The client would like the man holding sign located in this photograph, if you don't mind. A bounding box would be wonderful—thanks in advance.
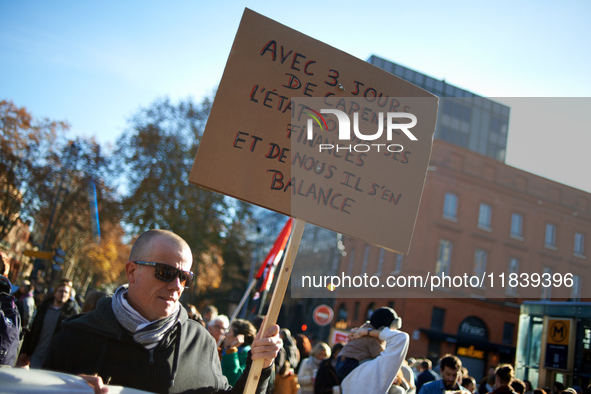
[44,229,282,393]
[189,8,438,394]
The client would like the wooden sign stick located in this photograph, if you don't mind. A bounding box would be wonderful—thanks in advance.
[244,218,306,394]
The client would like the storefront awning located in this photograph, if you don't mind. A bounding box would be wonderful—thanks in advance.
[420,328,515,354]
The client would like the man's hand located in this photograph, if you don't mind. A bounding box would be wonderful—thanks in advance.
[250,324,282,369]
[228,334,245,349]
[79,374,109,394]
[349,327,372,340]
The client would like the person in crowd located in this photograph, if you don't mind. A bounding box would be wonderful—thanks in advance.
[479,367,497,394]
[281,328,301,372]
[336,307,400,381]
[298,341,331,394]
[416,359,439,392]
[418,354,464,394]
[208,314,230,344]
[410,358,422,377]
[314,342,344,394]
[511,378,526,394]
[295,333,312,374]
[523,380,533,394]
[12,279,36,331]
[400,359,417,394]
[489,364,516,394]
[571,386,583,394]
[0,254,21,367]
[553,383,566,394]
[275,360,300,394]
[461,367,469,381]
[186,304,206,327]
[388,369,413,394]
[221,318,257,386]
[0,251,9,278]
[43,229,282,393]
[81,289,106,313]
[203,305,218,326]
[338,311,409,394]
[18,279,79,368]
[462,376,478,393]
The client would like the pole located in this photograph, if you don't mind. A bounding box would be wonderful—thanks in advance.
[243,218,305,394]
[256,288,269,316]
[241,238,261,320]
[41,141,78,251]
[32,141,78,283]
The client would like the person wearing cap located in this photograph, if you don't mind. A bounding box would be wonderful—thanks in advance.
[43,229,282,394]
[336,307,400,380]
[336,307,410,394]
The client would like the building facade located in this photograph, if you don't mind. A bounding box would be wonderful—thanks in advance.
[516,301,591,389]
[329,140,590,382]
[272,56,588,383]
[368,55,510,163]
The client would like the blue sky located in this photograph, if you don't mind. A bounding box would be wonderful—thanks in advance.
[1,0,590,192]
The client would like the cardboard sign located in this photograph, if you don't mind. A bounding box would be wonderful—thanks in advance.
[189,8,438,253]
[330,328,350,346]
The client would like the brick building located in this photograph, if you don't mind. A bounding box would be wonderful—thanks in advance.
[330,139,590,381]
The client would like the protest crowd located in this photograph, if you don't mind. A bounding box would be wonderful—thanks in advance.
[2,239,589,394]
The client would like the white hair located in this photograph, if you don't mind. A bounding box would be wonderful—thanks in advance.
[207,314,229,329]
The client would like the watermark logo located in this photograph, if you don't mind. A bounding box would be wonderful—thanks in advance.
[304,108,418,153]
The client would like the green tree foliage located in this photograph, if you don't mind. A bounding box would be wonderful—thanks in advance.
[115,97,255,300]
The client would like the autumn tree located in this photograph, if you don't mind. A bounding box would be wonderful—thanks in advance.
[29,137,125,289]
[71,221,130,293]
[0,100,65,240]
[2,100,130,291]
[115,97,256,303]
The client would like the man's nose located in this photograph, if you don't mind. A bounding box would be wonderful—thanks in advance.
[168,275,184,291]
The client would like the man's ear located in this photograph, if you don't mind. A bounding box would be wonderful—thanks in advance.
[126,261,137,284]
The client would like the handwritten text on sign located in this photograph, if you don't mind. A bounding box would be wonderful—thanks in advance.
[189,9,438,253]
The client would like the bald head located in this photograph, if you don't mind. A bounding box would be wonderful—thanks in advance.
[125,229,194,321]
[130,229,192,264]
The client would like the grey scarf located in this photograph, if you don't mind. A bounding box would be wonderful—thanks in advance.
[111,284,179,349]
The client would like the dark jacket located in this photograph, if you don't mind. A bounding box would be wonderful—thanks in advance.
[489,385,518,394]
[44,296,271,394]
[416,369,439,392]
[314,358,340,394]
[21,295,80,356]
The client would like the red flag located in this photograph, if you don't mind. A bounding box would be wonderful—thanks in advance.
[254,218,293,295]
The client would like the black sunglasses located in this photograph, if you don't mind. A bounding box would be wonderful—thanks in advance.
[133,261,194,288]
